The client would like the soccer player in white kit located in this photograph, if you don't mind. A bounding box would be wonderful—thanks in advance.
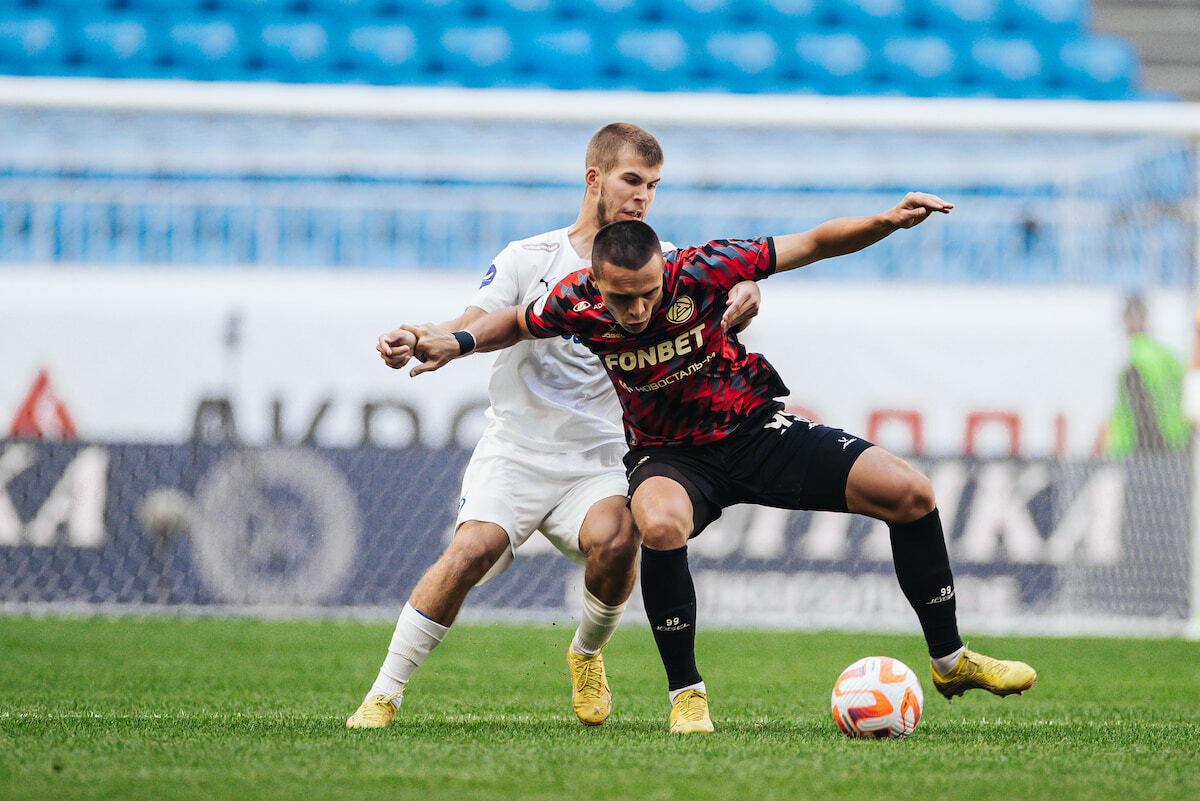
[347,123,762,728]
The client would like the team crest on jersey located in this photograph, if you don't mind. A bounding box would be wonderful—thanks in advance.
[522,242,560,252]
[666,295,696,324]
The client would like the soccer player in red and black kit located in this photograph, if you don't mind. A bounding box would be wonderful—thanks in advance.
[401,193,1037,733]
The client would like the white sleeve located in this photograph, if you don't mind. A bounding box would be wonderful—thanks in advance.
[466,244,530,313]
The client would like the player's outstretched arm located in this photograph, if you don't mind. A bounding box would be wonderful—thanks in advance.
[773,192,952,274]
[407,303,534,376]
[377,307,489,371]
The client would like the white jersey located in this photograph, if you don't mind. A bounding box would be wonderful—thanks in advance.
[468,226,673,452]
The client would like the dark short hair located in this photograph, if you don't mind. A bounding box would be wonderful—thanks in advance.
[585,123,663,174]
[592,220,662,276]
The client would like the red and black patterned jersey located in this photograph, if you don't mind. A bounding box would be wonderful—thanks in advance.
[524,237,789,447]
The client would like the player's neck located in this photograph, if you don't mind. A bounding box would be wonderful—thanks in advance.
[567,209,601,260]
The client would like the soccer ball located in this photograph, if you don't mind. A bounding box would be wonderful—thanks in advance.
[830,656,924,739]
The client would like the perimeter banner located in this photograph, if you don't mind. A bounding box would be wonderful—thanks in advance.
[0,441,1189,635]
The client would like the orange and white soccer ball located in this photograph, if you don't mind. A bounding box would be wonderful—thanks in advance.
[831,656,924,739]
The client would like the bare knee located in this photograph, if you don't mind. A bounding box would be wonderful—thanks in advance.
[894,471,936,523]
[586,520,640,568]
[441,523,508,583]
[638,515,690,551]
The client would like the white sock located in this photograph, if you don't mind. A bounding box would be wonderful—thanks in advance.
[932,646,966,676]
[669,681,707,703]
[570,588,627,656]
[365,603,450,708]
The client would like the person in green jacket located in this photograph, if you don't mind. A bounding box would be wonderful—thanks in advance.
[1106,295,1189,457]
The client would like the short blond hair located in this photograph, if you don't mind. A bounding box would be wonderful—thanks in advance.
[585,123,663,174]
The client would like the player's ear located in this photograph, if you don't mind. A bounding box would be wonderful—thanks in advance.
[584,166,601,190]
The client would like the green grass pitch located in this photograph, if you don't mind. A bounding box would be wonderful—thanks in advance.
[1,616,1198,801]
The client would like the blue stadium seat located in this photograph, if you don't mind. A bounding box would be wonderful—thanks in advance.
[210,0,297,13]
[435,23,517,88]
[164,17,248,80]
[701,29,783,93]
[830,0,914,33]
[740,0,830,29]
[302,0,393,15]
[969,35,1046,97]
[475,0,564,21]
[879,33,960,96]
[918,0,1003,36]
[1056,34,1138,99]
[518,24,607,90]
[652,0,741,30]
[611,27,692,91]
[565,0,654,27]
[342,22,424,84]
[1008,0,1089,35]
[255,17,337,82]
[0,14,68,75]
[76,15,161,78]
[787,30,874,94]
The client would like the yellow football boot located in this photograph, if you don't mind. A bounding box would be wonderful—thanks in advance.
[668,689,714,734]
[931,648,1037,700]
[567,647,612,726]
[345,691,402,729]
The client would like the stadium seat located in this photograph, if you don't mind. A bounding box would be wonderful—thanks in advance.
[1008,0,1089,35]
[163,17,248,80]
[76,15,161,78]
[879,33,960,96]
[302,0,394,15]
[254,17,337,82]
[787,30,874,94]
[565,0,655,27]
[701,29,784,93]
[517,24,607,90]
[917,0,1003,37]
[969,35,1046,97]
[740,0,831,30]
[209,0,298,13]
[652,0,742,30]
[830,0,914,33]
[1056,34,1138,99]
[0,14,68,75]
[475,0,564,21]
[611,27,692,91]
[342,22,424,84]
[435,23,517,88]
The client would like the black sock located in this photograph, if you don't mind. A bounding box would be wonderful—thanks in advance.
[888,509,963,659]
[640,545,702,692]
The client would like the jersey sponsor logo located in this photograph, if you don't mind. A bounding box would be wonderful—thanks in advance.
[602,324,705,373]
[479,264,497,287]
[522,242,560,252]
[629,353,716,392]
[573,300,592,312]
[666,295,696,325]
[600,325,623,340]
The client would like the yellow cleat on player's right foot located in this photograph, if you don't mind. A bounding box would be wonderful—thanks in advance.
[567,647,612,726]
[931,649,1037,700]
[668,689,714,734]
[346,692,402,729]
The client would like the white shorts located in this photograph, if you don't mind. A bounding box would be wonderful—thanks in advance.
[455,433,629,584]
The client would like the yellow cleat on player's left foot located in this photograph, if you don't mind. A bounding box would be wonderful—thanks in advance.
[931,649,1037,700]
[346,692,401,729]
[567,647,612,726]
[669,689,714,734]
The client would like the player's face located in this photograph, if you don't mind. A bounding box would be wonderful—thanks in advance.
[594,254,665,334]
[595,151,661,228]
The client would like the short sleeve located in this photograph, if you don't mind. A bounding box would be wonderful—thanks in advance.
[675,237,775,292]
[467,244,529,313]
[524,270,591,339]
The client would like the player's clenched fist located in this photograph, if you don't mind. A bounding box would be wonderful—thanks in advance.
[377,326,417,369]
[890,192,953,229]
[406,324,460,377]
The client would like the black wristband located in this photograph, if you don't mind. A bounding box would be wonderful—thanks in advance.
[452,330,476,355]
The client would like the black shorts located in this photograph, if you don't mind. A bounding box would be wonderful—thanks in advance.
[623,403,874,537]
